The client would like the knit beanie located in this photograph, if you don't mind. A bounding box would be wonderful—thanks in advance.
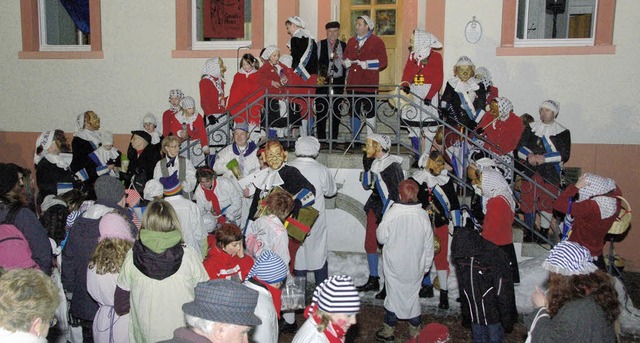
[160,171,183,197]
[311,275,360,314]
[542,241,598,276]
[94,175,126,204]
[99,213,135,242]
[0,163,19,196]
[247,250,288,284]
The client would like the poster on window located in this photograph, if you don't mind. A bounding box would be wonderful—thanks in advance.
[204,0,245,39]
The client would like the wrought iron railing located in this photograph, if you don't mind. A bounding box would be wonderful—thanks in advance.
[180,84,562,246]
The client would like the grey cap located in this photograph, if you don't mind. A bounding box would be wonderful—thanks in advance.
[94,175,126,204]
[182,279,262,326]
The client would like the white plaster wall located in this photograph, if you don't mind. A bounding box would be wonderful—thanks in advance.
[442,0,640,144]
[1,1,639,144]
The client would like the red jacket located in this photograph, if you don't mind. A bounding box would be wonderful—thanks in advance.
[162,109,177,138]
[257,62,288,95]
[400,51,443,101]
[227,72,263,126]
[555,184,622,257]
[203,235,254,281]
[344,34,387,93]
[199,77,226,117]
[169,113,208,148]
[478,112,524,155]
[482,196,514,246]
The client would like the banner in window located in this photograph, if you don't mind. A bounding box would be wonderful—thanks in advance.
[204,0,245,39]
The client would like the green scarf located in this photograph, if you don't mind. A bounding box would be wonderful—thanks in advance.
[139,229,183,254]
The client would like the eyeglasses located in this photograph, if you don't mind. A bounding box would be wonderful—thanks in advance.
[166,145,180,149]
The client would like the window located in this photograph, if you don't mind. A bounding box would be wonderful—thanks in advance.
[38,0,90,51]
[497,0,615,56]
[173,0,264,58]
[516,0,596,46]
[19,0,103,59]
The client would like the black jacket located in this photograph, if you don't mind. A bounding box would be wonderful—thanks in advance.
[36,158,76,205]
[451,226,515,331]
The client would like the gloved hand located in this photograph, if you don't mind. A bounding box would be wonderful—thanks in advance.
[362,151,374,172]
[423,97,431,106]
[476,126,485,135]
[343,58,352,68]
[401,85,411,94]
[291,198,302,219]
[357,60,368,69]
[207,115,218,126]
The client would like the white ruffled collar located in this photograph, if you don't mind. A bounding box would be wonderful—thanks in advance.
[371,153,403,174]
[530,121,567,137]
[74,129,102,147]
[412,169,449,188]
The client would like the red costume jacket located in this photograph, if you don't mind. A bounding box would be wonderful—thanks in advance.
[478,112,524,155]
[169,113,209,148]
[555,185,622,257]
[162,108,178,137]
[199,77,226,117]
[482,196,514,246]
[400,52,443,101]
[228,71,263,126]
[344,34,387,93]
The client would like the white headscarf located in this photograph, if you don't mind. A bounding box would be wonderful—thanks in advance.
[494,97,513,122]
[577,173,617,219]
[481,168,515,214]
[261,45,279,60]
[34,130,55,164]
[73,112,102,148]
[410,29,442,63]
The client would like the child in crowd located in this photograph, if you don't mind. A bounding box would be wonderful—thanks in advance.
[87,213,135,343]
[199,57,227,125]
[153,136,197,195]
[89,131,122,178]
[194,167,242,229]
[115,200,209,342]
[162,89,184,138]
[292,275,360,342]
[142,112,162,146]
[244,250,288,343]
[170,96,210,156]
[227,53,263,142]
[203,223,254,281]
[244,191,294,267]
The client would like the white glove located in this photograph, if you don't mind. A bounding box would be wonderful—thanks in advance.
[343,58,352,68]
[358,60,368,69]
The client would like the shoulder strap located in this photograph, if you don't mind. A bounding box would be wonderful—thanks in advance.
[160,159,169,178]
[1,203,24,225]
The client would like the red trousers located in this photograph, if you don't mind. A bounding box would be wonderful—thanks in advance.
[365,209,379,254]
[520,174,558,214]
[434,225,449,272]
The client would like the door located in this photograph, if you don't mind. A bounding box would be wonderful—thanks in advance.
[340,0,403,88]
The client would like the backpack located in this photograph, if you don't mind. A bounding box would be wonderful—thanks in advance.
[608,196,632,235]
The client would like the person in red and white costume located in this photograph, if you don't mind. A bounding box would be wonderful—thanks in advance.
[399,29,444,157]
[162,89,183,138]
[199,57,229,154]
[227,54,263,143]
[343,15,388,139]
[169,96,210,160]
[194,167,242,230]
[257,46,291,139]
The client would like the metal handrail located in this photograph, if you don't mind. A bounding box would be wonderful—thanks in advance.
[180,84,561,247]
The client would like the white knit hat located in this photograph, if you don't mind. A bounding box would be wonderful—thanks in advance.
[311,275,360,314]
[540,100,560,115]
[261,45,280,60]
[286,16,306,29]
[367,133,391,150]
[542,241,598,276]
[357,15,374,31]
[180,96,196,109]
[143,112,158,126]
[295,136,320,157]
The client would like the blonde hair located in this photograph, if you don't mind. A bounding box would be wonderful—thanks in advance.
[0,269,59,333]
[88,238,134,274]
[141,199,182,233]
[161,136,182,155]
[314,310,332,332]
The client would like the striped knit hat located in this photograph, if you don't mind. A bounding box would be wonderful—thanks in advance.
[542,241,597,276]
[160,171,183,197]
[247,250,288,284]
[311,275,360,314]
